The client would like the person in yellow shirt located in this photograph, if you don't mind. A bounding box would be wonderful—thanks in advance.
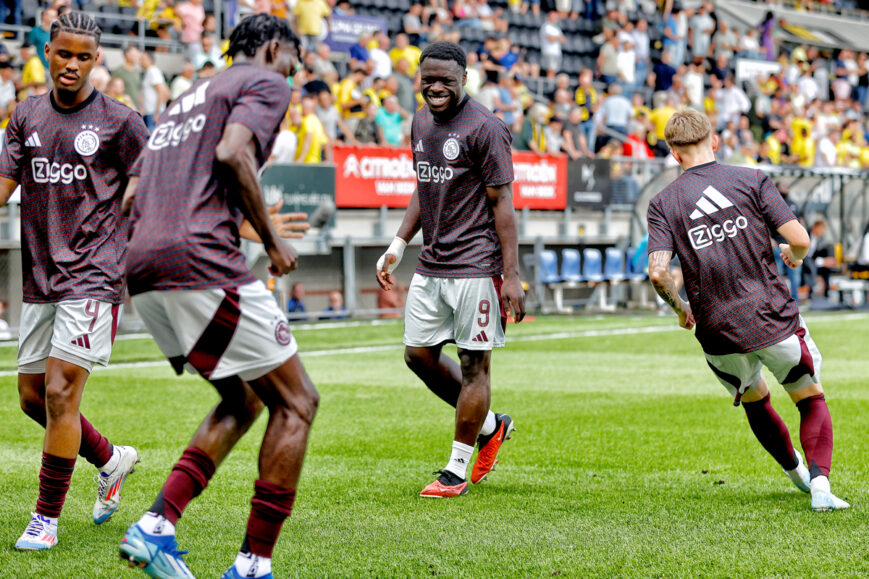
[335,67,368,119]
[293,0,331,53]
[648,93,675,156]
[296,96,330,164]
[791,126,815,167]
[388,33,421,76]
[19,43,46,101]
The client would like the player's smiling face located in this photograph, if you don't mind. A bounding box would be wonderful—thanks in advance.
[420,58,466,116]
[46,31,98,97]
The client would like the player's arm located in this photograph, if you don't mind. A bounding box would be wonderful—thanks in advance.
[777,219,810,269]
[216,123,297,275]
[649,250,694,330]
[239,199,310,242]
[488,183,526,322]
[0,177,18,206]
[376,188,421,290]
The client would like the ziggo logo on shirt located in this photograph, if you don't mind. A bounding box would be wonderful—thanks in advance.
[688,216,749,250]
[31,157,88,184]
[416,161,454,184]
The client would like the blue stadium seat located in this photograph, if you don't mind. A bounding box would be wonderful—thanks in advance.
[561,249,582,283]
[582,248,604,283]
[604,247,625,282]
[538,250,561,284]
[625,247,648,281]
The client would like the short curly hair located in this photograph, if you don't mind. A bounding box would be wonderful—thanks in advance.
[419,41,467,69]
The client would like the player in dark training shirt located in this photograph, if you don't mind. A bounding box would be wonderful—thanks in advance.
[0,13,149,551]
[376,42,525,498]
[120,15,319,579]
[647,109,848,512]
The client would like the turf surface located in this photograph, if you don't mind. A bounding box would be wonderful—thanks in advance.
[0,313,866,577]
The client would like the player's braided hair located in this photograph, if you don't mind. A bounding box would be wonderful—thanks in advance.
[419,41,467,70]
[224,13,300,60]
[50,12,102,44]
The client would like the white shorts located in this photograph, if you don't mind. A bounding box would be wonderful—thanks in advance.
[18,300,121,373]
[404,274,506,351]
[705,316,822,397]
[132,281,298,382]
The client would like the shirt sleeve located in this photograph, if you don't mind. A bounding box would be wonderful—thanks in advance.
[756,170,795,230]
[476,116,514,188]
[646,197,674,253]
[0,101,26,182]
[117,112,150,177]
[227,74,292,162]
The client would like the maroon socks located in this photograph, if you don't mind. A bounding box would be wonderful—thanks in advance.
[797,394,833,478]
[79,415,113,468]
[742,394,798,470]
[36,453,76,518]
[243,480,296,558]
[150,446,216,525]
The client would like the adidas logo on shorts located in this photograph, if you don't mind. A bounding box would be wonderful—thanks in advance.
[71,334,92,349]
[472,331,489,343]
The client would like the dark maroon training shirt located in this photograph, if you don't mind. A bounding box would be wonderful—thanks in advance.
[126,64,291,295]
[0,89,148,304]
[647,161,799,355]
[411,95,514,278]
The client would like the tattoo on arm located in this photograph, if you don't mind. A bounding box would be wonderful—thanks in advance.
[648,250,683,314]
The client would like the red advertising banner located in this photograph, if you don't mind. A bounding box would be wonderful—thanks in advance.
[334,145,567,210]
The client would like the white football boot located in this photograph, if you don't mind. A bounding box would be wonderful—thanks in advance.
[15,512,58,550]
[94,445,140,524]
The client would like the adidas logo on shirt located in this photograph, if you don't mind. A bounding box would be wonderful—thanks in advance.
[414,141,424,153]
[25,132,42,147]
[689,186,733,220]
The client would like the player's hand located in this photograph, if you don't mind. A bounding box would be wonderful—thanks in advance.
[267,240,298,276]
[502,275,526,323]
[779,243,803,269]
[376,237,407,291]
[269,199,309,239]
[677,301,695,330]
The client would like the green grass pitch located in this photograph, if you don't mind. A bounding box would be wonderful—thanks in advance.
[0,313,867,577]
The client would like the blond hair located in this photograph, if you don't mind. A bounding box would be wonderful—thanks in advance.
[664,108,712,149]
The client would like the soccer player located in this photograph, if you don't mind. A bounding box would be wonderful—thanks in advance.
[0,13,149,550]
[376,42,525,499]
[119,15,319,579]
[647,108,849,512]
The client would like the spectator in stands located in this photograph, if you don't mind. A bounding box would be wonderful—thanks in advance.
[287,282,307,318]
[193,32,226,71]
[648,92,676,156]
[369,33,393,81]
[353,101,382,144]
[113,45,142,112]
[651,50,676,93]
[542,115,565,155]
[271,115,299,165]
[349,32,373,73]
[403,3,429,45]
[293,0,331,53]
[718,74,751,128]
[806,219,834,299]
[633,19,651,87]
[389,34,422,76]
[321,291,349,320]
[757,11,776,62]
[0,0,20,27]
[476,73,498,111]
[494,71,519,124]
[317,89,357,145]
[689,2,714,61]
[17,43,45,101]
[596,83,632,141]
[575,68,598,153]
[197,60,218,79]
[392,61,417,112]
[376,95,408,146]
[296,95,330,163]
[712,20,738,63]
[623,121,653,159]
[141,51,170,130]
[816,127,839,168]
[106,77,137,110]
[662,6,684,66]
[0,62,15,110]
[312,44,337,79]
[28,7,55,68]
[563,107,593,160]
[856,52,868,108]
[175,0,206,56]
[336,66,368,121]
[171,60,195,101]
[552,87,572,119]
[539,11,565,78]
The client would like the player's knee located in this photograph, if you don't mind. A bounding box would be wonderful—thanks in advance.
[44,376,79,419]
[404,348,431,372]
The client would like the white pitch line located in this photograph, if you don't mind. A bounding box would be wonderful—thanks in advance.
[0,312,866,378]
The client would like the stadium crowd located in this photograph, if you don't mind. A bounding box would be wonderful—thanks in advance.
[0,0,868,168]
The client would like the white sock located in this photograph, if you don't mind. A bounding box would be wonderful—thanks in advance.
[137,512,175,536]
[234,551,272,578]
[811,475,831,494]
[35,513,58,528]
[100,446,121,474]
[444,441,474,480]
[479,411,497,437]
